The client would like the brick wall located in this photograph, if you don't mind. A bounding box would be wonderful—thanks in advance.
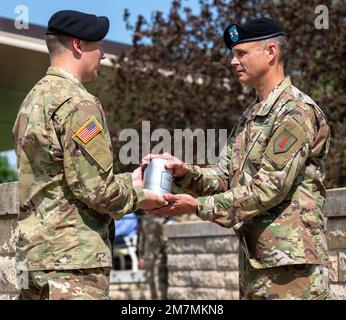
[324,188,346,299]
[109,270,151,300]
[164,221,239,299]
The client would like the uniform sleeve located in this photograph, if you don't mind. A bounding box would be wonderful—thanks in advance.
[59,100,145,219]
[174,142,232,196]
[196,111,315,228]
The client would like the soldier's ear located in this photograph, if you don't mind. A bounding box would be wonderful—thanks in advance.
[72,38,83,54]
[266,42,278,65]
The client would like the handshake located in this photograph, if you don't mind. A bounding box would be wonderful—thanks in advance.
[133,153,198,217]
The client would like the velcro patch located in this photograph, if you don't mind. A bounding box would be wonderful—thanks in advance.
[75,118,102,144]
[264,117,307,169]
[273,129,297,154]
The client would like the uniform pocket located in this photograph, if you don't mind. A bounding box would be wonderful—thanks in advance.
[73,132,113,172]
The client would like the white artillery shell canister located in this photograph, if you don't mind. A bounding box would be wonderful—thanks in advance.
[144,158,173,196]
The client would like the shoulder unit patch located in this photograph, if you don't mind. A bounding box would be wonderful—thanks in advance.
[264,117,307,169]
[273,129,297,154]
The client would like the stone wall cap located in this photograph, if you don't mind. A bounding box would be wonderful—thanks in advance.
[325,187,346,218]
[164,221,234,238]
[0,182,19,216]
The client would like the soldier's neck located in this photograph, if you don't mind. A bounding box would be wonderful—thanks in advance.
[255,68,285,102]
[50,60,82,83]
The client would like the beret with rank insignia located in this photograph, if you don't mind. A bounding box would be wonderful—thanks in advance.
[224,17,285,49]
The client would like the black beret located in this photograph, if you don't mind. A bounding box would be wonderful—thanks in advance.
[46,10,109,41]
[224,17,284,49]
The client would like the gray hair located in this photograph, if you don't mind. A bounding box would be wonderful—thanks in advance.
[45,34,72,57]
[261,35,288,67]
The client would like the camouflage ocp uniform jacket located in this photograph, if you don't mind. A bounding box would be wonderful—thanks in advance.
[13,67,145,271]
[176,77,330,269]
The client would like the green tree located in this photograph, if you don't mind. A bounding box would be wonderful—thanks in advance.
[0,155,17,183]
[101,0,346,188]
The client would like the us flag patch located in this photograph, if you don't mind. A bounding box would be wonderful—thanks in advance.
[75,118,102,144]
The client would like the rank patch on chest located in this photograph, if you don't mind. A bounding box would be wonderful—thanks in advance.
[75,118,102,144]
[274,129,297,154]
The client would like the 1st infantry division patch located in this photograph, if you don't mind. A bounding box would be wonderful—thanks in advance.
[273,129,297,154]
[75,118,102,144]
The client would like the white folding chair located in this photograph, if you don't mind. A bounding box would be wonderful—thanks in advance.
[113,234,139,272]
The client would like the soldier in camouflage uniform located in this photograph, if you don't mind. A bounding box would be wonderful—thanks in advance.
[137,214,168,300]
[12,10,166,300]
[146,17,330,299]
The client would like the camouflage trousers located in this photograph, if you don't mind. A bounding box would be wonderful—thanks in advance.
[19,267,110,300]
[240,261,329,300]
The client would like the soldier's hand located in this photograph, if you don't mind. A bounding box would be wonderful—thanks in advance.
[132,166,144,188]
[141,152,189,178]
[138,189,168,210]
[148,193,198,216]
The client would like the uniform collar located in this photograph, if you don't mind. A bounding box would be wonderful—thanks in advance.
[253,76,292,116]
[46,66,87,91]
